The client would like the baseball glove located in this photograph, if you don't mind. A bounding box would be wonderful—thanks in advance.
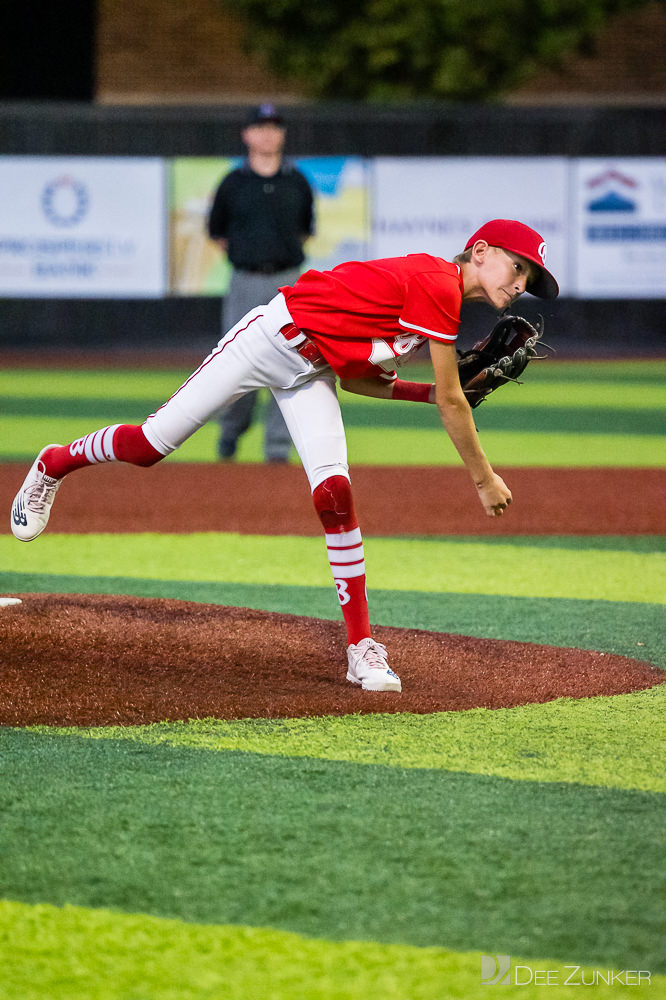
[457,313,550,408]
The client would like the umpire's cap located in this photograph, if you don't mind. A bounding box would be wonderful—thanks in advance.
[465,219,559,299]
[244,103,285,127]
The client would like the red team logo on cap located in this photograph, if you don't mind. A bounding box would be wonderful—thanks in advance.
[538,241,547,265]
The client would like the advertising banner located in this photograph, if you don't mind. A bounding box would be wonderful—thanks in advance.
[169,156,370,295]
[296,157,370,271]
[572,158,666,298]
[3,155,662,301]
[372,157,569,296]
[169,157,234,295]
[0,157,167,297]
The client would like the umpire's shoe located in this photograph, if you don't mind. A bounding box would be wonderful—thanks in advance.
[346,638,402,692]
[11,445,63,541]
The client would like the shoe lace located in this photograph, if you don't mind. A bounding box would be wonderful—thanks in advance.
[24,466,59,512]
[359,640,388,669]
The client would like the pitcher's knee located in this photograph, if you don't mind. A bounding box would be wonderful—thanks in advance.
[312,474,357,531]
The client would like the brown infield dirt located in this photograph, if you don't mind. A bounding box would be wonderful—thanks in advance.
[1,462,664,726]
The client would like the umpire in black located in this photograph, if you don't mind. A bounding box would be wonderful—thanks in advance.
[207,104,315,462]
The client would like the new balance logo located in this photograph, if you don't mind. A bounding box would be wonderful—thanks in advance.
[12,499,27,527]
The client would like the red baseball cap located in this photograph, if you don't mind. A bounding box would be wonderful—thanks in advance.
[465,219,559,299]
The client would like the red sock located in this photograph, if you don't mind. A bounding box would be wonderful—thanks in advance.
[42,424,163,479]
[312,475,371,646]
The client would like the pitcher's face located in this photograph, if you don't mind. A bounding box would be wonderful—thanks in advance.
[490,247,537,308]
[469,243,538,309]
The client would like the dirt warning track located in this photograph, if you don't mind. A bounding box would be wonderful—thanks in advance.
[1,463,664,535]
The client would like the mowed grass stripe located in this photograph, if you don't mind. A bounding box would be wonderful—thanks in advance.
[7,375,660,412]
[2,415,662,466]
[4,370,663,419]
[3,572,662,667]
[2,901,662,1000]
[1,368,193,400]
[2,533,663,603]
[2,359,664,467]
[341,377,666,410]
[41,687,665,793]
[1,730,662,969]
[4,360,665,397]
[4,395,664,436]
[403,358,666,390]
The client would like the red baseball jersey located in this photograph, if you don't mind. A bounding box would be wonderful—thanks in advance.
[281,254,463,379]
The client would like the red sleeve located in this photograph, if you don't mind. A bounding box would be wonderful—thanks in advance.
[398,269,461,343]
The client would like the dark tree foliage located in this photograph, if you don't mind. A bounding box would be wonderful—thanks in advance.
[220,0,646,100]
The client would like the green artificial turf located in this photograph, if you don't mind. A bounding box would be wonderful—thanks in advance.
[2,358,664,999]
[4,901,662,1000]
[1,729,663,972]
[2,368,194,400]
[5,395,665,435]
[2,533,664,603]
[3,360,666,465]
[3,414,663,465]
[38,686,665,793]
[4,360,664,402]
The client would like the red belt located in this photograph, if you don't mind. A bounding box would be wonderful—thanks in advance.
[280,322,327,366]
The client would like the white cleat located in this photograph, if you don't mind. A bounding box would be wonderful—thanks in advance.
[11,445,63,541]
[346,638,402,692]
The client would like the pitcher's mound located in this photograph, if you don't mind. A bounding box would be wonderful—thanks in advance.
[2,594,662,726]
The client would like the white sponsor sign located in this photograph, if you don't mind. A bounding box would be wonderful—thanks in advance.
[573,158,666,298]
[0,157,167,297]
[372,157,569,295]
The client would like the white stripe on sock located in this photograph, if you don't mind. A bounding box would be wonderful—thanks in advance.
[83,425,122,464]
[327,543,364,564]
[325,527,365,579]
[92,430,107,462]
[325,527,363,548]
[331,562,366,579]
[100,424,121,461]
[84,432,99,463]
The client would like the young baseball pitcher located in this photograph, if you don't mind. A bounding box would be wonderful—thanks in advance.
[11,219,558,693]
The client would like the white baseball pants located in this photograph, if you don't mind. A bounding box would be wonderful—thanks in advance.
[143,293,349,492]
